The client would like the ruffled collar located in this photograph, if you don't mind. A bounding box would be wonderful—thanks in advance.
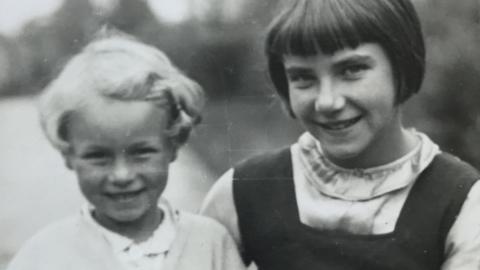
[297,130,440,201]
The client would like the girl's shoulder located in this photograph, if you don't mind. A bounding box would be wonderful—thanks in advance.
[428,152,479,181]
[167,212,237,260]
[177,211,230,237]
[233,146,293,181]
[167,212,246,270]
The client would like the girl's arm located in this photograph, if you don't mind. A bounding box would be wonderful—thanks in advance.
[442,180,480,269]
[200,169,243,248]
[215,223,247,270]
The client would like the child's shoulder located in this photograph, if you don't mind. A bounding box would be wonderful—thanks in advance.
[18,215,81,248]
[7,215,86,269]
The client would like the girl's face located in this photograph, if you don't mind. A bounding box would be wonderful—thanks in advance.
[64,100,173,230]
[285,43,404,168]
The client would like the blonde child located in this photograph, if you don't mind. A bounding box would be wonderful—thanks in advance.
[8,30,245,270]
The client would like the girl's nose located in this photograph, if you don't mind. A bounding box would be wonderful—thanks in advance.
[314,81,345,113]
[108,159,135,185]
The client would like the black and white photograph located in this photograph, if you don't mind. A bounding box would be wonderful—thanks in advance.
[0,0,479,269]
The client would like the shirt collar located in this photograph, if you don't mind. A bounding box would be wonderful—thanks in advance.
[81,197,179,255]
[296,129,440,201]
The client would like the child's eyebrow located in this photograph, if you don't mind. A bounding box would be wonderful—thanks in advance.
[126,141,148,147]
[81,145,109,151]
[285,67,315,75]
[332,55,375,68]
[128,141,163,149]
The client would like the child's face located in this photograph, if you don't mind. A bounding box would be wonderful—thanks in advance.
[64,100,173,226]
[284,43,402,168]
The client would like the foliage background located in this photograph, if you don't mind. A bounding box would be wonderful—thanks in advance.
[1,0,479,170]
[0,0,479,267]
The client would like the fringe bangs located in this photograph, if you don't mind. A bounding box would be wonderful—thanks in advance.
[269,0,380,57]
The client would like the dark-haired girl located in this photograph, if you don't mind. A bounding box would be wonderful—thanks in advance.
[201,0,480,269]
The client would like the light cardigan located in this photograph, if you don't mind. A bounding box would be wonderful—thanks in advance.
[201,131,480,270]
[7,211,246,270]
[80,199,179,270]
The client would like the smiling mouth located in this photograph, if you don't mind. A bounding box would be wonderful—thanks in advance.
[105,189,145,201]
[317,116,362,131]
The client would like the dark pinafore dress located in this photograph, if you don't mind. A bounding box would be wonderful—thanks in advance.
[233,148,479,270]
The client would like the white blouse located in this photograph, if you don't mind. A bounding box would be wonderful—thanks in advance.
[292,131,438,234]
[201,131,480,270]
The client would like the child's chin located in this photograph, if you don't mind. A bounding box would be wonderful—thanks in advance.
[107,208,148,223]
[324,146,360,161]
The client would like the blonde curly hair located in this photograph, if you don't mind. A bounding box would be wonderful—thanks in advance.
[39,29,205,156]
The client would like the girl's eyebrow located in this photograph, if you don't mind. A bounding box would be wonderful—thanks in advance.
[332,55,375,68]
[129,141,154,147]
[285,66,315,75]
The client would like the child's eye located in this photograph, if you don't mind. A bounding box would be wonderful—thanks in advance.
[80,151,110,165]
[131,147,159,158]
[287,73,317,89]
[82,152,107,159]
[339,64,370,80]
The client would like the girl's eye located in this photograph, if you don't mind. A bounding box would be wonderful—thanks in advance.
[339,64,370,80]
[287,73,317,89]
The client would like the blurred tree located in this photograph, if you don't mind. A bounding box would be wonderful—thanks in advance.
[408,0,480,168]
[107,0,158,37]
[9,0,102,95]
[0,36,14,93]
[0,0,478,172]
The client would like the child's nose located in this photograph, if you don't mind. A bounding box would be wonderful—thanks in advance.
[108,159,135,185]
[314,81,345,113]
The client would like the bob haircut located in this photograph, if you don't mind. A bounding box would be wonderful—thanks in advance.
[266,0,425,115]
[39,28,205,156]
